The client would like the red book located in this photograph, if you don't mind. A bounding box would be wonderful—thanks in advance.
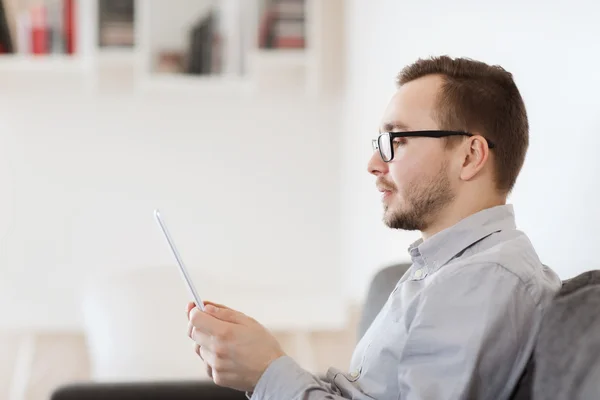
[275,37,305,48]
[63,0,75,54]
[30,5,47,54]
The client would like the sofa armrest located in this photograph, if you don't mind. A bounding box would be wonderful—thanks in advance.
[50,380,248,400]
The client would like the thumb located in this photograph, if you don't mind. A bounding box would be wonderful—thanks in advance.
[204,304,246,324]
[203,300,232,310]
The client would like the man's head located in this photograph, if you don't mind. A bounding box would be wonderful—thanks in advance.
[368,56,529,235]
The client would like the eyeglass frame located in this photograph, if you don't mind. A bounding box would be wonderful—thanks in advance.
[371,130,496,162]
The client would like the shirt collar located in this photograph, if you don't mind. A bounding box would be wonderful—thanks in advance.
[408,204,517,274]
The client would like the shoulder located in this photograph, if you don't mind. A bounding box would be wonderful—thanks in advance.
[432,229,561,308]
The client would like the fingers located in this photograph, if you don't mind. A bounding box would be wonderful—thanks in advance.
[189,325,212,347]
[194,343,213,379]
[190,330,232,371]
[187,301,245,326]
[189,306,228,336]
[202,300,233,310]
[204,304,246,325]
[187,301,229,319]
[187,300,241,386]
[186,302,196,319]
[187,320,194,340]
[200,346,234,383]
[201,347,215,379]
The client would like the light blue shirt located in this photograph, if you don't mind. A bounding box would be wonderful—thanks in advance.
[251,204,562,399]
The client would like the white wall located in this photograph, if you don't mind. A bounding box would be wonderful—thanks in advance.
[342,0,600,302]
[5,0,600,331]
[0,79,344,331]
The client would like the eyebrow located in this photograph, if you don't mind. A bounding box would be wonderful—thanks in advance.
[379,121,411,133]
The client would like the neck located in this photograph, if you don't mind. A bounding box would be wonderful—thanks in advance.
[421,194,506,240]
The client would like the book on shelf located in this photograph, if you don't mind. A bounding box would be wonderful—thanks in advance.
[154,7,224,76]
[258,0,306,50]
[0,0,76,56]
[98,0,134,48]
[0,0,16,53]
[186,10,222,75]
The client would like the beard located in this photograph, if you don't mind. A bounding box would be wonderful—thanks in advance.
[381,162,455,231]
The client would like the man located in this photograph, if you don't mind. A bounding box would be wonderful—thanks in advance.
[186,56,562,399]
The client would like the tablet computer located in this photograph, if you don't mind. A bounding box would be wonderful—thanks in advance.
[154,209,205,311]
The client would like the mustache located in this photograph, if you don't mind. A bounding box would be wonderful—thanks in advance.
[376,178,397,192]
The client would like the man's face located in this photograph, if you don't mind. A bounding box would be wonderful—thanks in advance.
[368,75,456,231]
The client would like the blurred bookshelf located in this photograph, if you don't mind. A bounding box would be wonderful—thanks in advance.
[0,0,84,71]
[0,0,344,96]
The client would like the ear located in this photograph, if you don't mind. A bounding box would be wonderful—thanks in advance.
[459,135,490,181]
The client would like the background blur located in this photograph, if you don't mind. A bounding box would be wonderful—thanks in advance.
[0,0,598,399]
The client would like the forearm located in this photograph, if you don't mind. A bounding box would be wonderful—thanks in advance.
[250,356,369,400]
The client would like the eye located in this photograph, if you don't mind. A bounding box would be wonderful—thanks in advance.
[392,137,407,148]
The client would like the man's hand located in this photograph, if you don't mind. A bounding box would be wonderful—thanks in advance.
[186,301,286,392]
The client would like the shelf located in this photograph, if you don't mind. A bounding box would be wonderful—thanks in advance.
[0,0,345,96]
[249,49,309,69]
[0,54,86,73]
[137,72,252,95]
[96,48,137,64]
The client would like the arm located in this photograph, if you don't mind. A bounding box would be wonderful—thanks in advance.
[189,264,537,400]
[188,303,375,400]
[395,263,538,400]
[250,356,375,400]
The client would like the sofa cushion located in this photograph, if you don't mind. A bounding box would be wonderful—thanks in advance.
[532,270,600,399]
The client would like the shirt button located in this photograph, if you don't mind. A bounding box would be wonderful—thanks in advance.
[414,269,423,279]
[350,371,359,379]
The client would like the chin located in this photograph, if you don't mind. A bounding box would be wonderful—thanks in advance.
[383,201,402,217]
[382,206,422,231]
[382,208,399,226]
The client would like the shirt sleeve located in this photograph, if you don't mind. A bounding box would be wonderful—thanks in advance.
[396,262,539,400]
[249,356,375,400]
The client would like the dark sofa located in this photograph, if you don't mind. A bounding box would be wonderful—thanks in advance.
[50,380,247,400]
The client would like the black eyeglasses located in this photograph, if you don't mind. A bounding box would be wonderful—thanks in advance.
[372,130,496,162]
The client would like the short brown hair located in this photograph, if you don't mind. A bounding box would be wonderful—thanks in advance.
[397,55,529,193]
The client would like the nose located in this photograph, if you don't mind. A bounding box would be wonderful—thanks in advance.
[368,150,388,177]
